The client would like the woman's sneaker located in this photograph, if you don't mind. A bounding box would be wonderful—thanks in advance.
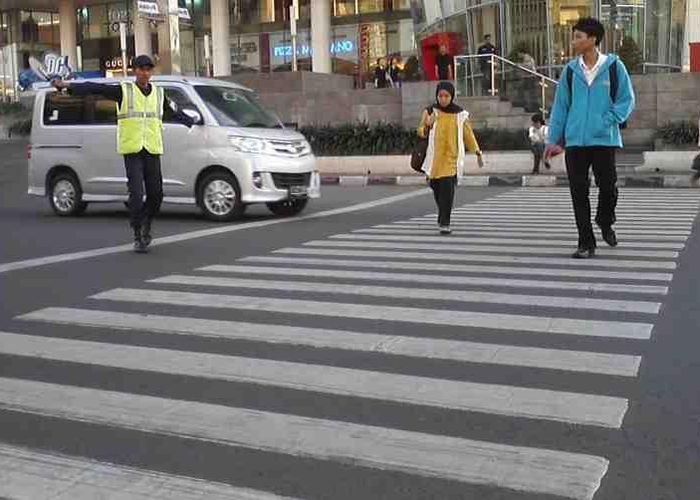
[439,226,452,235]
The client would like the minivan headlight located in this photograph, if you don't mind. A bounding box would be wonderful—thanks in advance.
[229,136,268,153]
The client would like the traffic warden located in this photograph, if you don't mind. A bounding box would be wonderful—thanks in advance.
[52,55,197,253]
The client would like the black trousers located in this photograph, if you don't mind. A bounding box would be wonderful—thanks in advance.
[430,176,457,227]
[565,147,618,249]
[124,149,163,229]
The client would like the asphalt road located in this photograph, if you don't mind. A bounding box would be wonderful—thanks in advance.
[1,139,700,500]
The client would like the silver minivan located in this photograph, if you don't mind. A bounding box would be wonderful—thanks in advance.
[27,75,320,221]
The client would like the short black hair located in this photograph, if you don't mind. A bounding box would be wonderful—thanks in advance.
[572,17,605,46]
[531,113,545,124]
[484,34,491,39]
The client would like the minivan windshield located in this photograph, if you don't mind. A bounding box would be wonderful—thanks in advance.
[194,85,282,128]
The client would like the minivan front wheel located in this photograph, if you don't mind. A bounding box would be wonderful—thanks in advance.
[266,197,308,217]
[49,172,87,216]
[197,171,246,222]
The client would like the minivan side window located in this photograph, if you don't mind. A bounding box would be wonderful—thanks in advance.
[43,93,86,126]
[88,96,118,125]
[163,87,200,123]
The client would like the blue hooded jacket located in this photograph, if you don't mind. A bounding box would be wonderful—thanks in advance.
[547,54,635,148]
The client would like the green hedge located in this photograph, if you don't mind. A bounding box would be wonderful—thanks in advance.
[0,102,24,115]
[8,119,32,137]
[656,121,699,146]
[299,123,529,156]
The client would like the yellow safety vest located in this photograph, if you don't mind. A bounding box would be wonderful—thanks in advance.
[116,81,164,155]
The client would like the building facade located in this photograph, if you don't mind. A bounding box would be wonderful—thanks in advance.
[0,0,697,100]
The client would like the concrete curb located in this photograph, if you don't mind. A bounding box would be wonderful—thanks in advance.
[321,174,700,188]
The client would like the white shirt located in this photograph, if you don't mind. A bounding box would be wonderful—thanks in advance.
[528,125,548,144]
[579,51,608,86]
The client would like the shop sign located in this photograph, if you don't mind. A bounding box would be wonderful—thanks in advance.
[272,40,355,58]
[137,0,160,16]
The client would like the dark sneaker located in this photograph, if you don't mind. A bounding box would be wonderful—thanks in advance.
[600,227,618,247]
[142,221,152,246]
[133,227,149,254]
[571,247,595,259]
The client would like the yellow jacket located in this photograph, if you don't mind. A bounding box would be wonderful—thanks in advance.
[417,108,481,179]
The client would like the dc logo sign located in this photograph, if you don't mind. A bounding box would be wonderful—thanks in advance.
[43,53,72,79]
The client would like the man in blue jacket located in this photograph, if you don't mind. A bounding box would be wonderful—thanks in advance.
[546,17,635,259]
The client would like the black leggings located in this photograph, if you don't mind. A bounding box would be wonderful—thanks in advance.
[429,176,457,227]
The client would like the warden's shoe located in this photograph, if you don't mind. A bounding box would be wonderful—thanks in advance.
[600,226,618,247]
[142,221,152,246]
[133,228,149,254]
[439,225,452,235]
[571,247,595,259]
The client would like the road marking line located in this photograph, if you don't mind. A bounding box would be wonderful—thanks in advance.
[152,274,661,314]
[358,228,690,242]
[198,265,668,295]
[304,240,679,260]
[0,443,296,500]
[0,377,610,500]
[0,332,629,427]
[18,308,642,376]
[274,247,678,270]
[383,223,692,236]
[0,189,430,274]
[92,288,655,339]
[242,255,674,281]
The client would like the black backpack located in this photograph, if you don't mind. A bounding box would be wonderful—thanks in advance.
[566,60,627,130]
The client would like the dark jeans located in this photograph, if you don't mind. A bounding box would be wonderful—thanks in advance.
[430,176,457,227]
[531,143,545,172]
[124,149,163,229]
[565,147,618,249]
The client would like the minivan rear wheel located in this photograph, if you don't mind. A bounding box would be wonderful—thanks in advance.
[266,198,308,217]
[49,172,87,216]
[197,171,246,222]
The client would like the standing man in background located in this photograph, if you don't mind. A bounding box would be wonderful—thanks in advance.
[52,55,197,253]
[477,35,498,94]
[435,45,454,81]
[546,18,635,259]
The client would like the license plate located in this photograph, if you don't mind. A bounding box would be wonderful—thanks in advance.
[289,185,308,198]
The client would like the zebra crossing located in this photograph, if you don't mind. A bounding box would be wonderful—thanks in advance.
[2,187,699,499]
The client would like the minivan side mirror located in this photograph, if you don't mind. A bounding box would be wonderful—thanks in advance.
[183,108,202,124]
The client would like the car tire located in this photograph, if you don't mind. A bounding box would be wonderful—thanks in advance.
[266,197,308,217]
[197,171,246,222]
[49,171,88,217]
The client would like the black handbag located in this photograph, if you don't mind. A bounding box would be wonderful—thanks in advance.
[410,107,434,173]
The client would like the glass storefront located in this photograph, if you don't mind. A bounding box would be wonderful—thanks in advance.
[412,0,688,73]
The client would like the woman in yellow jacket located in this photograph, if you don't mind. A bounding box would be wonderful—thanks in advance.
[418,81,484,234]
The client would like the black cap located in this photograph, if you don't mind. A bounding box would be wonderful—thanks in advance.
[132,55,155,68]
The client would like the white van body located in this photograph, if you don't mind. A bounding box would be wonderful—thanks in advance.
[28,75,320,221]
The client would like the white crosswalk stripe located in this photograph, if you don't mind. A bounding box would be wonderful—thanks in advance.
[5,187,698,500]
[0,443,298,500]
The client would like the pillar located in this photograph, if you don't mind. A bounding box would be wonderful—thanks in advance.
[133,2,153,58]
[58,0,78,71]
[156,0,181,74]
[211,0,231,77]
[311,0,331,73]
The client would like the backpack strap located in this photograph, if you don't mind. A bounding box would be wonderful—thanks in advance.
[608,60,618,103]
[566,66,573,97]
